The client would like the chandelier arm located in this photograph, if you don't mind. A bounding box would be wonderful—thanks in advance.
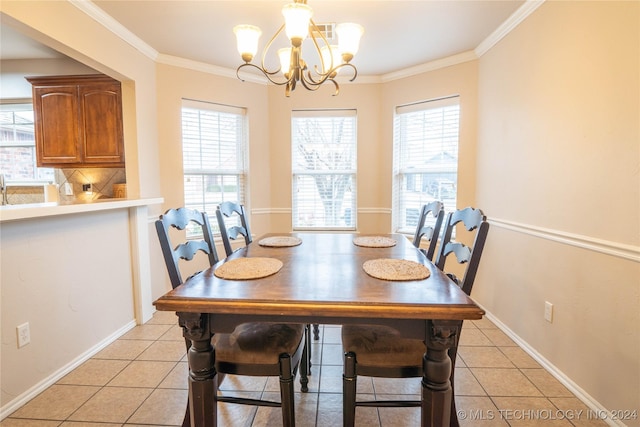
[301,61,357,89]
[299,73,339,96]
[330,78,340,96]
[299,75,325,91]
[236,63,296,86]
[303,67,326,85]
[260,23,287,75]
[332,62,359,82]
[308,18,333,78]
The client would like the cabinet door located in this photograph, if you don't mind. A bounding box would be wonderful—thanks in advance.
[78,82,125,166]
[32,85,81,166]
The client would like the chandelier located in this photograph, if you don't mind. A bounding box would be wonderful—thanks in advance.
[233,0,364,96]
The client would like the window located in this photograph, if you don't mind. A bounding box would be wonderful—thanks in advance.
[392,96,460,234]
[0,103,54,182]
[181,99,247,236]
[292,110,357,230]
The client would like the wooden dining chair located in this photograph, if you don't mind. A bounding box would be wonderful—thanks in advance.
[155,207,307,426]
[341,206,489,427]
[215,201,252,257]
[215,201,317,382]
[412,200,445,261]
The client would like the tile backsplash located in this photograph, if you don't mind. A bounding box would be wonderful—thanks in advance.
[4,168,126,205]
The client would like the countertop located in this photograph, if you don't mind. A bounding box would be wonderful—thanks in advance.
[0,197,164,223]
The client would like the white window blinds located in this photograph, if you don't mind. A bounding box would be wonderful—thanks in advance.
[392,96,460,234]
[291,110,357,230]
[181,99,247,234]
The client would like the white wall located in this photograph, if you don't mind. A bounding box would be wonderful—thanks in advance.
[0,210,135,409]
[0,58,97,99]
[473,1,639,420]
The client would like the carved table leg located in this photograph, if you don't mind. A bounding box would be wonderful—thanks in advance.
[421,320,460,427]
[179,312,217,427]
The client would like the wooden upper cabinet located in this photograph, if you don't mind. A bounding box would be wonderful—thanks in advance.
[27,75,125,168]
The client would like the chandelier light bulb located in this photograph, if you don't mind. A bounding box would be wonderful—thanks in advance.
[233,25,262,63]
[278,47,293,77]
[282,2,313,47]
[336,23,364,63]
[320,45,341,76]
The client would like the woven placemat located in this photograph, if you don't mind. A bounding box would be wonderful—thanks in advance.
[363,258,430,281]
[353,236,397,248]
[214,257,283,280]
[258,236,303,247]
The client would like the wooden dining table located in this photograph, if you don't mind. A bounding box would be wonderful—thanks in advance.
[153,232,485,427]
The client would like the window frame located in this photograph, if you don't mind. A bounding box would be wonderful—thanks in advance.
[392,96,460,236]
[181,99,248,237]
[291,109,358,231]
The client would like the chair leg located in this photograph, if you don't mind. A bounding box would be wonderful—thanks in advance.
[300,325,310,392]
[310,324,320,372]
[307,323,313,373]
[343,351,357,427]
[279,353,296,427]
[182,337,191,427]
[182,404,190,427]
[448,346,460,427]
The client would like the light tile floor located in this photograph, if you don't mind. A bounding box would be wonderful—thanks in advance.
[2,311,606,426]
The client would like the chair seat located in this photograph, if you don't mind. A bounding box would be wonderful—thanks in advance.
[215,323,305,370]
[341,325,424,372]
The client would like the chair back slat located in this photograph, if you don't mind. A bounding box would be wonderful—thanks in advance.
[155,207,219,289]
[435,206,489,296]
[216,201,252,257]
[227,225,248,241]
[412,201,445,261]
[442,242,472,264]
[450,206,485,232]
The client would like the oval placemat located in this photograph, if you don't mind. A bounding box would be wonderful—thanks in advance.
[353,236,397,248]
[214,257,283,280]
[258,236,303,247]
[363,258,430,281]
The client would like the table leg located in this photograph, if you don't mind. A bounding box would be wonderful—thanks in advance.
[179,313,217,427]
[422,320,460,427]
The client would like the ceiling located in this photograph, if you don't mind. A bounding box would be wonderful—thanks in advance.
[2,0,526,78]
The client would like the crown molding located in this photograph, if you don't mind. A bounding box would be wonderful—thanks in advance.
[69,0,159,60]
[380,51,478,83]
[73,0,543,83]
[156,54,267,84]
[475,0,545,57]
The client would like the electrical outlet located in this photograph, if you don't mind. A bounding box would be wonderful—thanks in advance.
[64,182,73,196]
[544,301,553,323]
[17,322,30,348]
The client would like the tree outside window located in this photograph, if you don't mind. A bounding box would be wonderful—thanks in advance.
[292,110,357,230]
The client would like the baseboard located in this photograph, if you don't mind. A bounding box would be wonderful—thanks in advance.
[0,319,137,420]
[482,309,627,427]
